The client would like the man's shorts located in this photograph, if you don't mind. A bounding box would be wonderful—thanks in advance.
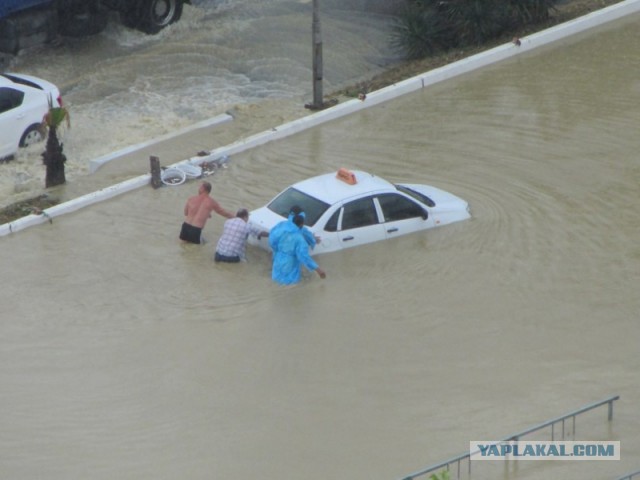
[179,222,202,244]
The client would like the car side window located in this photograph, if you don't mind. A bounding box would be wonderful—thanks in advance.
[378,193,426,221]
[341,197,378,230]
[324,209,340,232]
[0,88,25,114]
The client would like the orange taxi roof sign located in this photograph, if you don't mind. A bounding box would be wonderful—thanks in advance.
[336,168,357,185]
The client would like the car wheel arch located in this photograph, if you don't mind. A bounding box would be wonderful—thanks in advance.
[19,123,46,147]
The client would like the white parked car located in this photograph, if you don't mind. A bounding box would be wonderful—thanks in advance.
[248,169,471,255]
[0,72,62,161]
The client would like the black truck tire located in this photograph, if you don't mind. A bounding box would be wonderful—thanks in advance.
[135,0,183,34]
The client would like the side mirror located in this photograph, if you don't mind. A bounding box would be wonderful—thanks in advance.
[421,209,429,220]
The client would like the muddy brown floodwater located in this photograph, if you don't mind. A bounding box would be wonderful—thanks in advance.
[1,10,639,480]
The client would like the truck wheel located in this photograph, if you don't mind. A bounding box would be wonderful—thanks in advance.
[19,124,46,148]
[136,0,183,34]
[58,4,108,37]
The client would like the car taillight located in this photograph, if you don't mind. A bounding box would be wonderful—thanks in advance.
[57,95,63,107]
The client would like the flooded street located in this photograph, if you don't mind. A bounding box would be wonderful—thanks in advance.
[1,7,640,480]
[1,0,400,204]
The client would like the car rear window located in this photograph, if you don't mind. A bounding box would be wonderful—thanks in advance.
[0,87,25,113]
[267,187,330,227]
[1,74,43,91]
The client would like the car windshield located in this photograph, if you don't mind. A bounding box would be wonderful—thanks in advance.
[267,187,330,227]
[395,184,436,207]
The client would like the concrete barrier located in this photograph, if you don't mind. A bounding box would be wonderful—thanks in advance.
[88,112,233,173]
[2,0,639,237]
[0,175,150,236]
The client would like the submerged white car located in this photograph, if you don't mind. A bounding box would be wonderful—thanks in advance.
[0,72,63,161]
[248,169,471,255]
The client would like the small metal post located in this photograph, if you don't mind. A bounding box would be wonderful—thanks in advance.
[150,156,162,189]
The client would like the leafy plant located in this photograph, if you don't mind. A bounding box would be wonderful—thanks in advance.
[391,0,560,59]
[43,104,71,131]
[391,3,454,59]
[507,0,558,23]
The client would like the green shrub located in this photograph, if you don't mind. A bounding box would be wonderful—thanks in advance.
[391,0,560,59]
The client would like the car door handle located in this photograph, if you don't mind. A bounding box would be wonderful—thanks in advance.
[342,236,354,241]
[387,228,398,233]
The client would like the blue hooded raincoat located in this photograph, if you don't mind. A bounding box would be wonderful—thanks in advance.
[271,227,319,285]
[269,214,316,252]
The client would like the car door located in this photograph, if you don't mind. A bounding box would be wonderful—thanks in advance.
[335,196,386,250]
[0,87,26,158]
[376,193,435,240]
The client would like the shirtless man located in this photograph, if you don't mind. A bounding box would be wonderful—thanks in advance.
[179,181,234,244]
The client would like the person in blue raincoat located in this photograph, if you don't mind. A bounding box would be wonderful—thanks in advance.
[269,205,317,253]
[271,214,326,285]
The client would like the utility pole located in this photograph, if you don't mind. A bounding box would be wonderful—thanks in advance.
[306,0,324,110]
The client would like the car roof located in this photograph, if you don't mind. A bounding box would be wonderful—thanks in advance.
[292,170,395,205]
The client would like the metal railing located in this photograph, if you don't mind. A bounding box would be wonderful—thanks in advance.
[400,395,620,480]
[615,470,640,480]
